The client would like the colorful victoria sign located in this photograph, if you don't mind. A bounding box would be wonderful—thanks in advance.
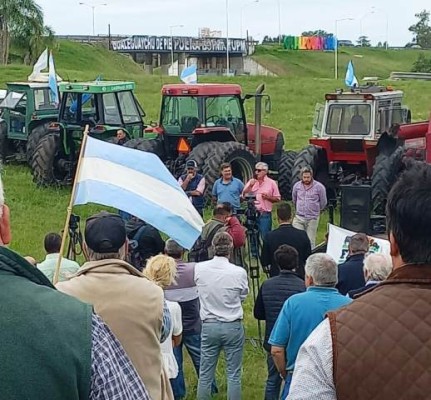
[283,35,337,51]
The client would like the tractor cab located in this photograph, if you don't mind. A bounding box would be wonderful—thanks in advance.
[31,80,146,185]
[56,81,145,140]
[151,84,247,158]
[0,82,59,162]
[311,85,410,177]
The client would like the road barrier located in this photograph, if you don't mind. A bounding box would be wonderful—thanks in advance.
[390,72,431,81]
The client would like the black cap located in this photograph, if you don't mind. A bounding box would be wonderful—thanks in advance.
[186,159,198,168]
[85,211,127,253]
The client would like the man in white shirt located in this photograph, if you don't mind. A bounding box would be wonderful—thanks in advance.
[37,232,79,283]
[194,232,249,400]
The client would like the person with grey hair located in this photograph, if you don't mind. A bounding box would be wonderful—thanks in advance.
[292,165,327,249]
[194,232,249,399]
[57,211,174,400]
[242,161,281,256]
[337,232,369,295]
[164,239,218,399]
[348,252,392,298]
[269,253,351,398]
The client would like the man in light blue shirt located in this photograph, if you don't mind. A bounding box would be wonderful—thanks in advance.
[37,232,80,283]
[269,253,351,399]
[212,162,244,212]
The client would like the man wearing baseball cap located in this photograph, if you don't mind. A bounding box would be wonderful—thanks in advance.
[178,159,206,216]
[57,211,174,400]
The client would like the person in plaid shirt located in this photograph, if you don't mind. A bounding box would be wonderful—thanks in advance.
[90,314,151,399]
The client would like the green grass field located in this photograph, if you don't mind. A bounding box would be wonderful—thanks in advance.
[2,41,431,399]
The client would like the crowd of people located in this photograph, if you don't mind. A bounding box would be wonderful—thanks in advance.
[1,157,430,400]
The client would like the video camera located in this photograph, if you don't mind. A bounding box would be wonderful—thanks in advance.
[69,214,80,231]
[67,214,83,261]
[237,193,260,229]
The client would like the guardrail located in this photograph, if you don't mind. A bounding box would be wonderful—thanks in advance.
[55,35,128,43]
[390,71,431,81]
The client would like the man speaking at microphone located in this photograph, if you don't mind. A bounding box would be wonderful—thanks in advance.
[242,162,281,256]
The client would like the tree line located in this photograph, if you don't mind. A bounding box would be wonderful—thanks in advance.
[0,0,54,65]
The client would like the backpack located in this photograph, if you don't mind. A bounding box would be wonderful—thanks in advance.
[188,223,224,263]
[128,224,151,270]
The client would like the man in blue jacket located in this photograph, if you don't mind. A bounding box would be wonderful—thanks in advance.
[336,233,369,295]
[178,159,206,216]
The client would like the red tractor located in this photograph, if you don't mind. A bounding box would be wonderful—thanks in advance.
[372,116,431,205]
[124,83,294,200]
[290,84,412,214]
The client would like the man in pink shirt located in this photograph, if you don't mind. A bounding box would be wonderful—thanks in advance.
[242,162,281,256]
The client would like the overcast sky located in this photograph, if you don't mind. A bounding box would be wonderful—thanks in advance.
[37,0,429,46]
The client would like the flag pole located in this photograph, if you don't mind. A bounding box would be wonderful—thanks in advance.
[53,125,90,285]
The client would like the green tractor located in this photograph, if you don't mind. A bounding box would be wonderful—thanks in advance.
[0,82,60,163]
[31,81,146,185]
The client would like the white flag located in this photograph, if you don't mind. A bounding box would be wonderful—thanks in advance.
[28,48,48,81]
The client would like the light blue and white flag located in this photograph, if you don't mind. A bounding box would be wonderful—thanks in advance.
[180,64,198,84]
[345,60,358,88]
[73,136,204,249]
[48,51,59,106]
[70,75,102,113]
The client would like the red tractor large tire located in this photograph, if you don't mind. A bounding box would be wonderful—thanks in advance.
[185,142,218,171]
[31,133,64,186]
[26,122,51,165]
[202,141,256,201]
[371,147,405,215]
[278,150,297,200]
[123,138,165,158]
[291,145,320,189]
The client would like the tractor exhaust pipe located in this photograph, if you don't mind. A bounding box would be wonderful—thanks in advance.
[254,84,265,162]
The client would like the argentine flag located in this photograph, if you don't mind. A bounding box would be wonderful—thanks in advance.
[180,64,198,84]
[48,51,59,106]
[345,60,358,88]
[73,136,204,249]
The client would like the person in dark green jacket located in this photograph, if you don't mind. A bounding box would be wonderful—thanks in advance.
[0,246,150,400]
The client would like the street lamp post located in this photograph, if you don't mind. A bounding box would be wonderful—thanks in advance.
[226,0,230,76]
[169,24,184,76]
[359,9,375,44]
[277,0,282,45]
[385,15,389,50]
[240,0,259,39]
[334,18,354,80]
[79,2,107,36]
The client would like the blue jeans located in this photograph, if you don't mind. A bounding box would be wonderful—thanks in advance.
[280,373,293,400]
[171,333,217,400]
[251,211,273,257]
[197,321,244,400]
[265,352,282,400]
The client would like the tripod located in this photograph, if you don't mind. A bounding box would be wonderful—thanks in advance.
[242,216,267,346]
[67,214,84,261]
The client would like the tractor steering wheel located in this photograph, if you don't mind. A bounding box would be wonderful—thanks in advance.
[206,115,221,125]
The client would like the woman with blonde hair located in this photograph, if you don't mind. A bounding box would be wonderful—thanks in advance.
[0,174,11,246]
[145,255,183,383]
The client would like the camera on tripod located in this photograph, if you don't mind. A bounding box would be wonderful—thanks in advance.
[69,214,80,231]
[240,193,259,229]
[67,214,83,261]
